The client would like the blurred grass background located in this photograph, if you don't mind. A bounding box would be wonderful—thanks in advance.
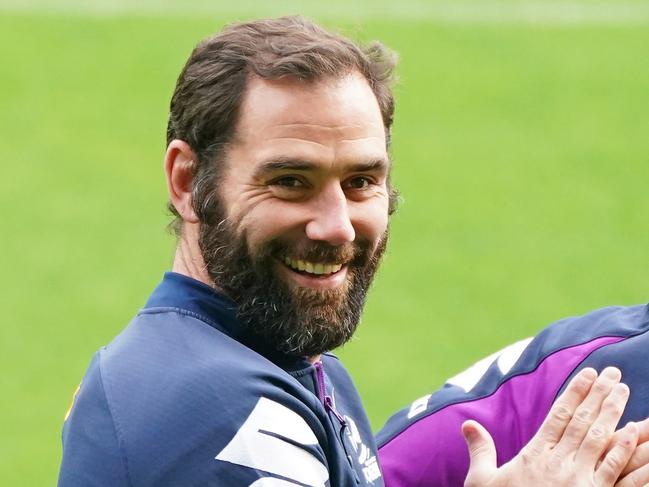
[1,1,648,483]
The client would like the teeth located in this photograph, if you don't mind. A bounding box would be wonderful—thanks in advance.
[328,264,343,274]
[284,258,343,276]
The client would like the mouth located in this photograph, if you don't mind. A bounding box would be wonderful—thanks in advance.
[278,256,348,289]
[283,257,343,277]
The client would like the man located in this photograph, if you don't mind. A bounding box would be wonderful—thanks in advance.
[58,16,646,486]
[377,304,649,487]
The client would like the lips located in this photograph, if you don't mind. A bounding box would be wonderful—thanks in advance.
[283,257,343,276]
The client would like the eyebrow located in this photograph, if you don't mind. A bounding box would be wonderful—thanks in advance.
[253,157,389,179]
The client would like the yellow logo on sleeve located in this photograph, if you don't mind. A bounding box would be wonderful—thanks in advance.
[64,384,81,422]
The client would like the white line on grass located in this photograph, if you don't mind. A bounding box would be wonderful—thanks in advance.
[1,0,649,25]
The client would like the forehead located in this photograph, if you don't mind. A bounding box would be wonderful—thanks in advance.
[231,72,388,167]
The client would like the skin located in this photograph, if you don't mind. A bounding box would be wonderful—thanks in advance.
[164,70,649,485]
[462,367,648,487]
[166,72,390,363]
[219,72,390,291]
[166,73,389,292]
[165,144,209,284]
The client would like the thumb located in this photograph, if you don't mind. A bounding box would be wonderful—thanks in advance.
[462,420,497,486]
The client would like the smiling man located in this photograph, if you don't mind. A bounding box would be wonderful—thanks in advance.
[59,17,395,487]
[58,16,644,487]
[181,70,392,360]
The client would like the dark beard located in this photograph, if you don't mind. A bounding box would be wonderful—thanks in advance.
[198,209,387,358]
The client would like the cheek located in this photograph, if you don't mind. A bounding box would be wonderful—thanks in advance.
[237,196,390,248]
[237,204,306,250]
[351,199,390,243]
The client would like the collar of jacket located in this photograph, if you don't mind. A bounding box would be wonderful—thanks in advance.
[143,272,313,371]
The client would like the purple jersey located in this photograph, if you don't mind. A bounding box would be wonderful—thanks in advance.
[376,304,649,487]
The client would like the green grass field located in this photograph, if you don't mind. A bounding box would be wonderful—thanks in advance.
[1,1,648,484]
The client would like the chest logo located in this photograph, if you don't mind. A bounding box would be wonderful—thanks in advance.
[344,415,382,483]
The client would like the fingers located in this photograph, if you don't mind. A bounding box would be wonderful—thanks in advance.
[602,417,649,476]
[595,421,638,486]
[633,417,649,447]
[576,383,631,469]
[554,367,622,457]
[616,418,649,484]
[622,433,649,475]
[462,420,497,487]
[616,461,649,487]
[528,367,598,452]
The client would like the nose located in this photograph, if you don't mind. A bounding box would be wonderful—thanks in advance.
[305,184,355,246]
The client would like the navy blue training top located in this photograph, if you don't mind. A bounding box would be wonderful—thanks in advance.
[59,272,383,487]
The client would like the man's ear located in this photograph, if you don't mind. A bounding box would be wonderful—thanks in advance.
[165,139,199,223]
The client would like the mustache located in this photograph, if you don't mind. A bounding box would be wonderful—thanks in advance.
[264,239,372,266]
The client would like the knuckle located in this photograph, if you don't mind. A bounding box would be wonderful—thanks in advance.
[603,451,625,474]
[470,442,491,457]
[568,376,591,396]
[584,429,609,453]
[546,451,564,471]
[566,409,594,428]
[592,379,611,395]
[602,396,625,414]
[588,426,607,440]
[573,407,593,425]
[520,446,541,467]
[550,403,573,422]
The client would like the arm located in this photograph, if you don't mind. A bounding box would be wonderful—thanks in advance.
[58,354,130,486]
[377,304,649,486]
[463,366,641,486]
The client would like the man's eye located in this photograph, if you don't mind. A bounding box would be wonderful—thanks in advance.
[272,177,305,188]
[346,176,372,189]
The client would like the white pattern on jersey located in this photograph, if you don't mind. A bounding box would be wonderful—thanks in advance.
[216,397,329,486]
[446,337,533,393]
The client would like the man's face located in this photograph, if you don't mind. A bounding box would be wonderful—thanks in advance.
[200,72,391,357]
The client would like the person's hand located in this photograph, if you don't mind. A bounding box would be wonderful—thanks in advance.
[613,417,649,486]
[462,367,641,487]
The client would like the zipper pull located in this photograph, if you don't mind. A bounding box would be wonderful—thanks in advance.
[324,395,347,427]
[316,363,360,484]
[316,361,348,428]
[325,397,360,483]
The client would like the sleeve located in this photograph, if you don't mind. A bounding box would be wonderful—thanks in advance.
[376,304,649,487]
[58,353,131,487]
[59,357,331,486]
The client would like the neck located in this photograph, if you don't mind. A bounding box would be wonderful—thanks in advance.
[172,223,212,286]
[172,224,323,365]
